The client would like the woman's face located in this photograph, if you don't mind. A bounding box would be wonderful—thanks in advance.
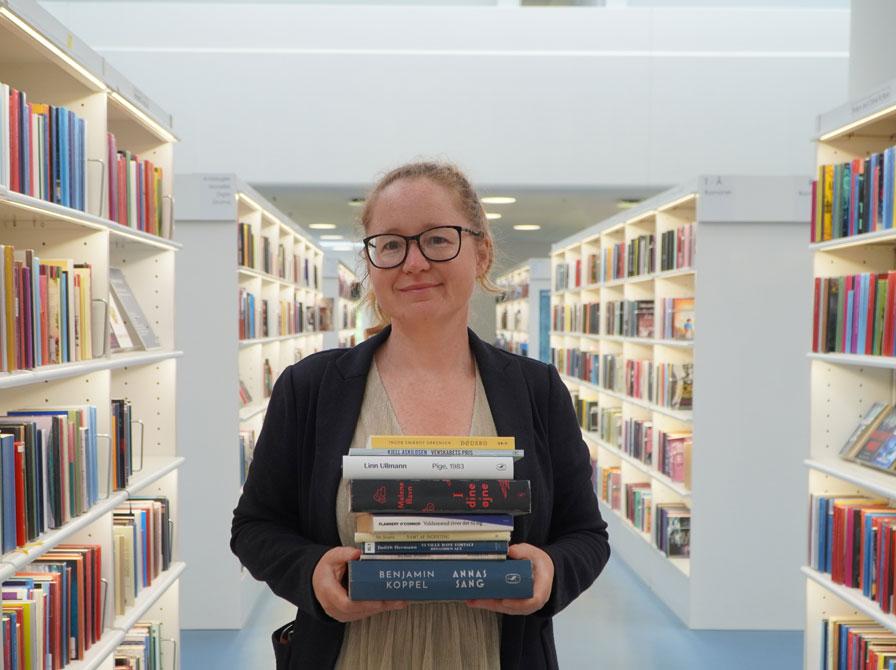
[365,177,488,328]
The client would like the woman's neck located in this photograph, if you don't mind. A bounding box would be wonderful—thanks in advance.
[378,317,474,376]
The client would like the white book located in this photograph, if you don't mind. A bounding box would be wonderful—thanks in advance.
[342,455,514,480]
[357,513,513,533]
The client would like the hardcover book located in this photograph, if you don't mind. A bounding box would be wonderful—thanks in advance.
[854,406,896,471]
[361,540,509,555]
[365,435,515,451]
[108,268,159,350]
[342,455,514,480]
[348,559,533,601]
[838,402,891,461]
[349,479,532,515]
[355,513,513,534]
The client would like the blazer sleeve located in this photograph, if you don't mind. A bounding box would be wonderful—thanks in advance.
[230,367,335,623]
[536,363,611,617]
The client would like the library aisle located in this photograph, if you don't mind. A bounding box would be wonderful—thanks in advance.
[181,556,801,670]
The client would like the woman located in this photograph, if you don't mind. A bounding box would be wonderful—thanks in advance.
[231,162,610,669]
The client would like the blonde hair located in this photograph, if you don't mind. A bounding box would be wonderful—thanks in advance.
[358,161,501,327]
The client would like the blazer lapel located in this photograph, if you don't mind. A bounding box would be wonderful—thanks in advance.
[311,326,391,545]
[468,329,536,542]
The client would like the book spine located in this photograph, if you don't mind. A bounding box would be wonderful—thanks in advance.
[367,435,515,450]
[362,541,509,555]
[349,448,524,459]
[348,559,533,601]
[342,455,514,480]
[349,479,531,514]
[363,514,513,532]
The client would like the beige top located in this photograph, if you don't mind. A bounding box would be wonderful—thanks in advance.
[334,362,501,670]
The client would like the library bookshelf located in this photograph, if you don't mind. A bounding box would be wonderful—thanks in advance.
[174,173,324,629]
[322,257,360,350]
[804,79,896,668]
[551,176,810,629]
[0,1,183,667]
[494,258,550,362]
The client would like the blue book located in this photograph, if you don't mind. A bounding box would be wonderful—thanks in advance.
[825,499,834,574]
[348,559,533,601]
[76,116,85,211]
[59,108,69,208]
[1,434,15,552]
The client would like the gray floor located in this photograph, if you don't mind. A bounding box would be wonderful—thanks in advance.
[182,556,803,669]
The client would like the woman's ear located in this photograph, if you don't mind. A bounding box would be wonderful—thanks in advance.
[476,236,492,279]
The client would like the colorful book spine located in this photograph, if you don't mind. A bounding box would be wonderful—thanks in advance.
[348,479,532,514]
[347,559,533,601]
[361,541,509,555]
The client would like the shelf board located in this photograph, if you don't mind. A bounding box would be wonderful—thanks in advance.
[0,186,181,251]
[238,333,320,348]
[810,228,896,252]
[125,456,185,497]
[66,627,127,670]
[805,457,896,499]
[802,566,896,634]
[808,352,896,370]
[548,333,692,349]
[584,432,691,498]
[113,562,186,632]
[597,499,690,577]
[560,374,693,423]
[0,350,183,389]
[0,491,128,581]
[240,399,270,422]
[654,268,695,281]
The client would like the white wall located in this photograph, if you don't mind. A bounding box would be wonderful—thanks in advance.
[41,2,848,188]
[848,0,896,98]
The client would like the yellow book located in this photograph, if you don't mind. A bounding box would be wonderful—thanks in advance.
[366,435,515,450]
[354,530,512,543]
[822,164,834,241]
[814,164,824,242]
[73,265,93,360]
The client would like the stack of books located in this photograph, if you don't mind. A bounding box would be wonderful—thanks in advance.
[343,435,534,601]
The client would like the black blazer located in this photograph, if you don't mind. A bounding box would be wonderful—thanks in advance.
[231,326,610,669]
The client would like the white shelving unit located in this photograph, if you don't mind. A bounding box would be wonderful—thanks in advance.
[494,258,550,362]
[551,176,810,630]
[0,2,183,668]
[803,78,896,668]
[322,257,360,350]
[174,173,324,629]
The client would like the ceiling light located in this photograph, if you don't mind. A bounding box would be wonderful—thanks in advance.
[320,234,344,240]
[481,196,517,205]
[513,225,541,231]
[485,212,502,220]
[616,199,640,210]
[309,223,336,230]
[348,198,366,207]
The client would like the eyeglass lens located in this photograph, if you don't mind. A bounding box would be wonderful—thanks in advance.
[368,227,461,268]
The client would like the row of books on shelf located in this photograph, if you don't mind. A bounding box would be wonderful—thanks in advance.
[338,274,361,301]
[106,133,166,238]
[237,224,321,289]
[551,298,695,341]
[114,621,167,670]
[809,494,896,615]
[812,148,896,243]
[238,289,322,340]
[318,298,358,332]
[572,392,691,486]
[0,401,146,555]
[496,282,529,303]
[812,272,896,356]
[0,246,162,371]
[592,462,690,557]
[238,365,274,409]
[1,82,87,214]
[1,497,171,670]
[553,348,694,411]
[552,224,695,291]
[341,435,533,600]
[818,617,896,670]
[493,335,528,357]
[497,306,525,332]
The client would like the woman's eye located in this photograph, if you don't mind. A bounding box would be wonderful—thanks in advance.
[382,240,403,252]
[428,236,450,246]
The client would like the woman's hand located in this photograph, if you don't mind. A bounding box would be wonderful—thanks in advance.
[465,543,554,616]
[312,546,408,622]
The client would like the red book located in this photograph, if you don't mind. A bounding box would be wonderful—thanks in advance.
[14,440,25,546]
[810,180,817,242]
[39,268,48,366]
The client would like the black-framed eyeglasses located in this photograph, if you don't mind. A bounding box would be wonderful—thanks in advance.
[362,225,483,269]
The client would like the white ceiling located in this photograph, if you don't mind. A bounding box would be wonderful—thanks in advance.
[254,184,664,272]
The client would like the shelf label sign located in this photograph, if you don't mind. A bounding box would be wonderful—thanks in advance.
[200,175,236,219]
